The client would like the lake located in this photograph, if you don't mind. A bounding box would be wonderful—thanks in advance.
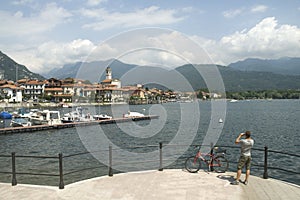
[0,99,299,186]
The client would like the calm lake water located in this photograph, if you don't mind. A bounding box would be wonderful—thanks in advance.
[0,99,299,186]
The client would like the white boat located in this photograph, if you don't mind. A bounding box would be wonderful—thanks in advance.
[30,110,62,125]
[219,118,223,123]
[93,114,112,120]
[13,108,33,118]
[123,111,145,118]
[61,107,94,123]
[10,118,32,127]
[229,99,238,103]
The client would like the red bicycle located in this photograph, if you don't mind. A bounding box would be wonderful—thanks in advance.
[185,146,229,173]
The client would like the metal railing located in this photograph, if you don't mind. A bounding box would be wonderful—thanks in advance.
[0,143,299,189]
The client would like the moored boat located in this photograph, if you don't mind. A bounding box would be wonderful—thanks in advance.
[30,110,62,125]
[61,107,94,123]
[10,118,32,127]
[123,111,145,118]
[93,114,112,120]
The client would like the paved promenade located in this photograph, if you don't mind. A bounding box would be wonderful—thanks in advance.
[0,169,299,200]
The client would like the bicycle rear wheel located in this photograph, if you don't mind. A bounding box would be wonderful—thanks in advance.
[213,156,228,173]
[185,156,201,173]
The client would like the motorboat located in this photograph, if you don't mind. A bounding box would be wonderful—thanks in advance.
[12,108,32,118]
[61,107,94,123]
[30,110,62,125]
[93,114,112,120]
[123,111,145,118]
[10,118,31,127]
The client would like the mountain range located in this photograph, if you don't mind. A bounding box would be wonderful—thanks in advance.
[229,57,300,76]
[1,50,300,92]
[43,58,300,92]
[0,51,44,81]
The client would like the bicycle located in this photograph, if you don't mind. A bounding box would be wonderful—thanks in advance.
[185,146,229,173]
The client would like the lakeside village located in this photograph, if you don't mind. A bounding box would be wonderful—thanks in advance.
[0,67,202,129]
[0,67,199,107]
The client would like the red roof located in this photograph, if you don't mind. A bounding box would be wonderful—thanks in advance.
[44,88,63,92]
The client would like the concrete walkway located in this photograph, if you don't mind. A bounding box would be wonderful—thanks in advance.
[0,169,299,200]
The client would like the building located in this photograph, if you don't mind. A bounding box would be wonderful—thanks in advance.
[101,67,122,88]
[97,67,124,103]
[19,79,45,100]
[0,84,23,102]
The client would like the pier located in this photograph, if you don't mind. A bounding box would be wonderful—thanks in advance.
[0,115,159,134]
[0,143,299,199]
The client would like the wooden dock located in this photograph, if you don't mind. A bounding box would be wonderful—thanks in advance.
[0,115,159,135]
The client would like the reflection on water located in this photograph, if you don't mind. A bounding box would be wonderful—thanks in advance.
[0,100,299,186]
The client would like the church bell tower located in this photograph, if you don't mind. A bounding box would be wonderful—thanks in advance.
[106,67,112,80]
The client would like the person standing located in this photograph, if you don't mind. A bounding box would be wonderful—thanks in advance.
[231,131,254,185]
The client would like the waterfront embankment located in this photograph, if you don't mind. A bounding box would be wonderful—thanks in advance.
[0,170,299,200]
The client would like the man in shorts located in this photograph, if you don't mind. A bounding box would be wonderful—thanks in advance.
[231,131,254,185]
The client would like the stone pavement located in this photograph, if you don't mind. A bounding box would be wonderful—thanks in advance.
[0,169,299,200]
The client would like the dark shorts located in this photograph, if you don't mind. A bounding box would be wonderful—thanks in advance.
[237,155,251,170]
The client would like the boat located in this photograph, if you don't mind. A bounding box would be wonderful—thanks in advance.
[30,110,62,126]
[12,108,33,118]
[93,114,112,120]
[10,118,31,127]
[229,99,238,103]
[0,111,12,119]
[123,111,145,118]
[219,118,223,123]
[61,107,94,123]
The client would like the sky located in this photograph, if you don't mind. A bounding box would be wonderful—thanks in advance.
[0,0,300,74]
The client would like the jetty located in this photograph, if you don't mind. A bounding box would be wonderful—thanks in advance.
[0,169,299,200]
[0,115,159,134]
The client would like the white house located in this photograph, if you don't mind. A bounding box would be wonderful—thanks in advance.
[0,84,23,102]
[20,80,45,100]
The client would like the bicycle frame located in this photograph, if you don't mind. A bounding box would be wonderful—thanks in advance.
[194,151,223,169]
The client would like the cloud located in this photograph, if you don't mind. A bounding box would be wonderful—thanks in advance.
[86,0,107,6]
[12,0,35,5]
[223,5,268,19]
[251,5,268,13]
[8,29,211,73]
[80,6,184,30]
[7,39,97,73]
[194,17,300,65]
[6,17,300,74]
[223,8,244,18]
[0,3,72,37]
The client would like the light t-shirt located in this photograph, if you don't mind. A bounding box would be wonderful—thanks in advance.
[240,139,254,157]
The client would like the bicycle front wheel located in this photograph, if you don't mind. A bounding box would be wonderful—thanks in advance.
[213,156,228,173]
[185,156,201,173]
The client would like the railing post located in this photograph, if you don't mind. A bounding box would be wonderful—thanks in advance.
[159,142,163,171]
[263,146,268,179]
[210,143,214,171]
[11,152,17,186]
[108,145,113,176]
[58,153,64,189]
